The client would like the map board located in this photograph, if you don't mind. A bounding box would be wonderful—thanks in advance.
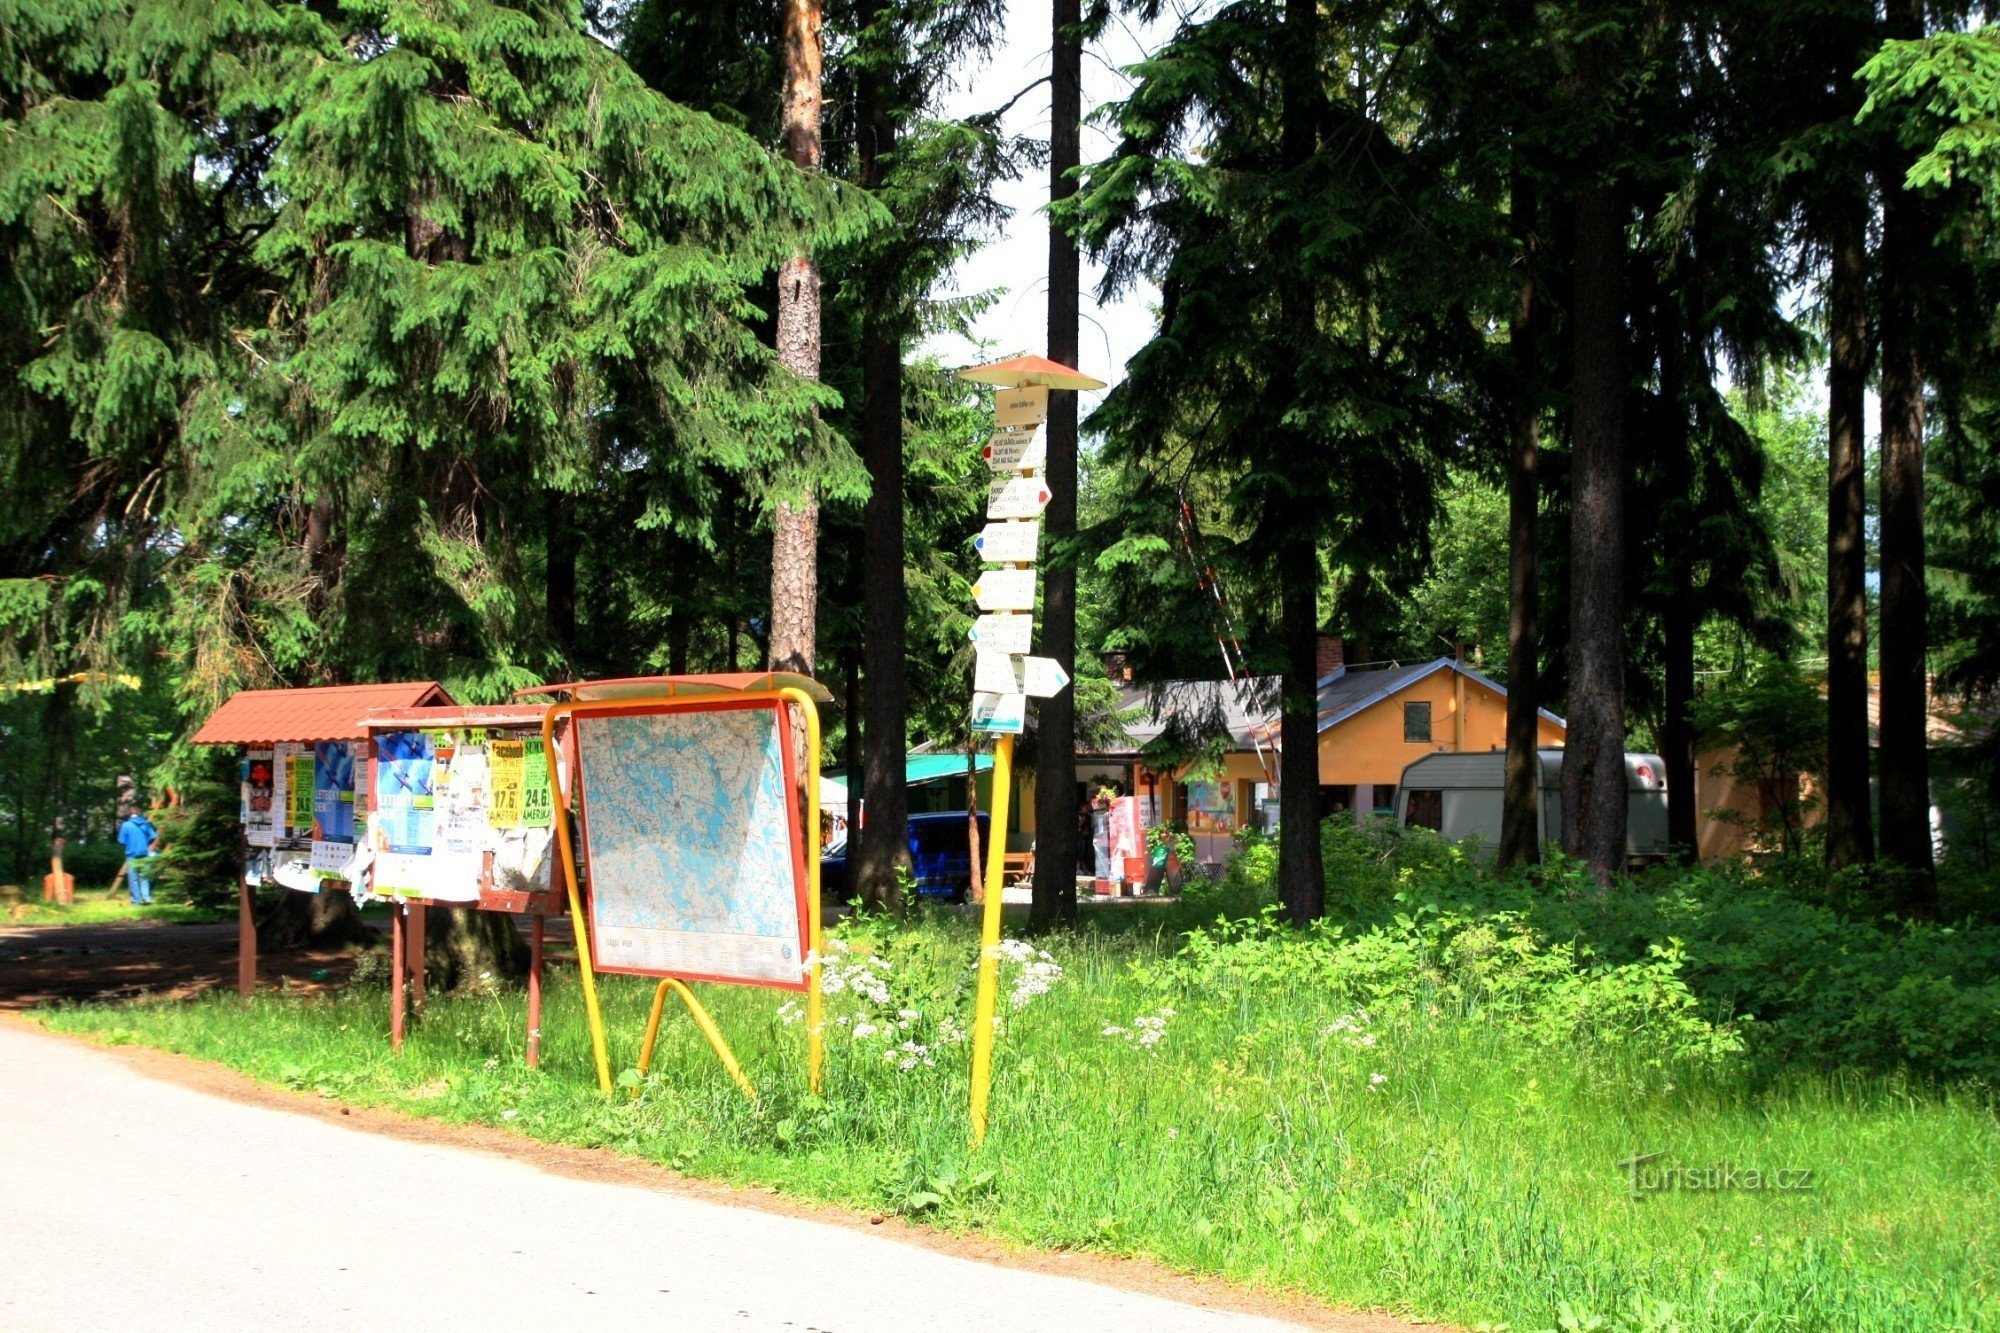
[574,701,809,990]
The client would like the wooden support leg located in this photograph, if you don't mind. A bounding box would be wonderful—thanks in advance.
[390,902,406,1052]
[526,913,544,1069]
[409,901,427,1016]
[237,837,256,999]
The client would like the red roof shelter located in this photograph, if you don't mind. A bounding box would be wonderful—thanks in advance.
[191,681,454,998]
[191,681,451,746]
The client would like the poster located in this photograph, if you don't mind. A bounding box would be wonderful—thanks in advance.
[313,741,356,843]
[521,737,552,827]
[373,730,436,854]
[575,705,807,987]
[290,750,314,838]
[487,739,525,828]
[1186,779,1235,834]
[245,748,276,848]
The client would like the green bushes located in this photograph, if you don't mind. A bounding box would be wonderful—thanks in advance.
[1283,819,2000,1086]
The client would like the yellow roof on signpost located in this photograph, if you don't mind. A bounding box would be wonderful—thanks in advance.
[956,354,1106,391]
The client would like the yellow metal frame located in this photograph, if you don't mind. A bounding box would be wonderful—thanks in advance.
[967,732,1014,1146]
[541,688,825,1098]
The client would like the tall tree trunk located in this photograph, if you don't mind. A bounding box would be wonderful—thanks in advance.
[855,9,911,912]
[1824,193,1874,871]
[1877,166,1936,910]
[1561,179,1629,884]
[1500,175,1543,870]
[1272,0,1324,922]
[768,0,824,676]
[422,904,529,989]
[1031,0,1084,931]
[843,652,861,864]
[1659,327,1698,862]
[1278,531,1325,923]
[545,489,577,667]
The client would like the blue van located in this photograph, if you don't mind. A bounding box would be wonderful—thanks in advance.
[820,811,989,903]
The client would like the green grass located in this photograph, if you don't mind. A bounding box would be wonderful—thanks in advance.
[37,903,1998,1331]
[6,896,232,927]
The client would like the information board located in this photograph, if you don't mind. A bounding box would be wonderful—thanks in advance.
[574,702,809,989]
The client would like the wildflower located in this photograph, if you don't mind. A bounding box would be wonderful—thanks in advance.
[1368,1073,1388,1091]
[776,1000,803,1026]
[1166,1127,1179,1140]
[937,1017,966,1046]
[852,1021,880,1040]
[501,1109,519,1120]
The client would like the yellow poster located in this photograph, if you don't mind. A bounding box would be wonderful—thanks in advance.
[488,739,525,829]
[521,738,552,828]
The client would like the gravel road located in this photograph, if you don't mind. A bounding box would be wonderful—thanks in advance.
[0,1022,1308,1332]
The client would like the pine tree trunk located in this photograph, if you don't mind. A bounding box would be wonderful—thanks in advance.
[768,0,824,677]
[1877,171,1936,909]
[1031,0,1084,932]
[843,653,861,860]
[1499,176,1543,870]
[421,904,529,990]
[1659,326,1698,862]
[257,889,375,952]
[1278,531,1325,924]
[1272,0,1324,922]
[545,489,577,666]
[1824,193,1874,871]
[854,12,911,913]
[1561,179,1629,884]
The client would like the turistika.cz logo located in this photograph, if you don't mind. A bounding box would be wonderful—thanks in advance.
[1617,1152,1817,1200]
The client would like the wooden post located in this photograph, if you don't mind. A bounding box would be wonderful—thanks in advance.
[526,913,545,1068]
[390,902,406,1051]
[47,834,73,906]
[408,900,427,1015]
[236,832,256,998]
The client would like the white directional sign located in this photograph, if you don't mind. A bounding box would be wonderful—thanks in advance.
[986,476,1052,520]
[970,691,1028,735]
[994,385,1049,429]
[975,520,1040,564]
[971,568,1038,612]
[975,652,1072,698]
[968,613,1034,655]
[983,428,1046,474]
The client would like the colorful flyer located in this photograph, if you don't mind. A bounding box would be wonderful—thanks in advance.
[487,739,525,829]
[313,741,356,843]
[245,748,276,848]
[372,731,436,854]
[521,737,552,827]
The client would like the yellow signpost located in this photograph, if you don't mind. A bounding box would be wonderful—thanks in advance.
[957,354,1104,1147]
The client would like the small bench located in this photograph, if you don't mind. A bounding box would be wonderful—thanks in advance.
[1003,851,1033,883]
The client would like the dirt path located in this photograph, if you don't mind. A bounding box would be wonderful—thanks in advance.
[0,1020,1442,1333]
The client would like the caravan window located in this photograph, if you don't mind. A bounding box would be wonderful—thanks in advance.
[1405,789,1443,830]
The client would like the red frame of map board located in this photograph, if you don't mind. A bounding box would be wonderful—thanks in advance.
[570,696,812,992]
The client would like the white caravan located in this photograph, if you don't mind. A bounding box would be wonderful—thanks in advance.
[1393,748,1672,864]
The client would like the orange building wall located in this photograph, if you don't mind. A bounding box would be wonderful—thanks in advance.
[1315,669,1564,787]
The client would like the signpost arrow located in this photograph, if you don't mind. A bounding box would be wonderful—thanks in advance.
[967,613,1034,655]
[983,428,1046,474]
[975,520,1040,564]
[986,476,1052,520]
[975,652,1071,698]
[971,568,1038,612]
[970,691,1028,735]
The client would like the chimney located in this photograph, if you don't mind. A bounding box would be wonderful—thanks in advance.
[1316,634,1345,680]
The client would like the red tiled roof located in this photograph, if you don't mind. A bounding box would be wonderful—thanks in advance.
[190,682,454,746]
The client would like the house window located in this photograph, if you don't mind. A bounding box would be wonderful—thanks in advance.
[1404,701,1432,743]
[1405,789,1443,830]
[1318,785,1355,817]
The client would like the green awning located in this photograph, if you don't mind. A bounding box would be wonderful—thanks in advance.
[904,753,993,785]
[830,753,994,788]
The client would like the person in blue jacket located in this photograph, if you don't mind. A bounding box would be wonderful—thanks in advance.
[117,807,160,906]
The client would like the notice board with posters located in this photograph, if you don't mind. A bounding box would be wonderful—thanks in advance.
[572,700,810,990]
[367,726,557,905]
